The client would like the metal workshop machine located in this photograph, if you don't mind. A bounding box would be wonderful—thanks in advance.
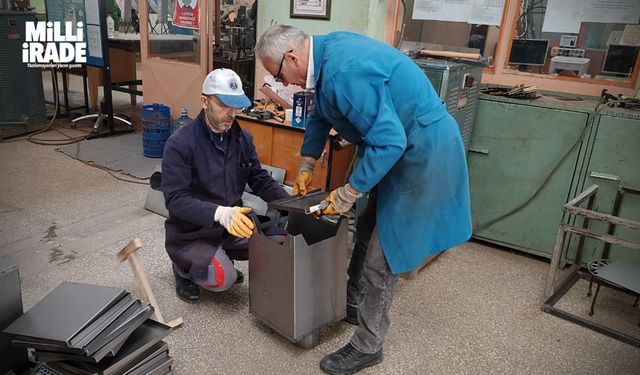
[0,11,47,138]
[413,58,484,150]
[249,192,348,348]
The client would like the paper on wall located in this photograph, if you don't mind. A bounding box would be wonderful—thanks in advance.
[621,25,640,47]
[581,0,640,25]
[468,0,505,26]
[413,0,444,20]
[84,0,100,25]
[441,0,472,22]
[413,0,471,23]
[87,24,103,59]
[542,0,582,33]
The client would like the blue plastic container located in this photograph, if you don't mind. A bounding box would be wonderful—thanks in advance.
[141,104,171,158]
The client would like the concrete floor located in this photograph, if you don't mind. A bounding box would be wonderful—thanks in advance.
[1,75,639,374]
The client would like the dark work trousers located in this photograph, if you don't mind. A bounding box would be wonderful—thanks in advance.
[347,189,399,354]
[173,236,248,292]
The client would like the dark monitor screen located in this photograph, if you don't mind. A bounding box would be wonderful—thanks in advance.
[508,39,549,66]
[602,44,639,75]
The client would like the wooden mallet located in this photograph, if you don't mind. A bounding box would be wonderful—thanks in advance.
[117,238,183,329]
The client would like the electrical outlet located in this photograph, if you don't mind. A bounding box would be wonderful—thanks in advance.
[551,47,585,58]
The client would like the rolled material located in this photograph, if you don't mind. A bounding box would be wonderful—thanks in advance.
[419,49,482,60]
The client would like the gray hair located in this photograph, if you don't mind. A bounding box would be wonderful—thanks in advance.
[254,25,308,63]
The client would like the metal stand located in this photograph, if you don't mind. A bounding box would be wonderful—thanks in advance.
[72,100,134,140]
[65,0,134,141]
[543,184,640,348]
[46,67,90,119]
[149,19,169,34]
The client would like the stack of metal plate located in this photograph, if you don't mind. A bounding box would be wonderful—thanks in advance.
[3,282,173,374]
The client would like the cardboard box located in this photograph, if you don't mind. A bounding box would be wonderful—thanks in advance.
[292,91,315,129]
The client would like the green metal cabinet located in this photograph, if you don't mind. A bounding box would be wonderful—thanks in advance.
[566,108,640,263]
[468,95,597,258]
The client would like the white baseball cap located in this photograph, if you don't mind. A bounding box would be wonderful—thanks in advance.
[202,68,251,109]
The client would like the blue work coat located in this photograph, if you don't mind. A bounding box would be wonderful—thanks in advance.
[162,110,288,279]
[302,32,472,274]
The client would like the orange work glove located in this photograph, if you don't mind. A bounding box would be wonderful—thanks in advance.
[292,170,313,196]
[291,158,315,196]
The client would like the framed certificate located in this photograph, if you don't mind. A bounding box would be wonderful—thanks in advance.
[290,0,331,20]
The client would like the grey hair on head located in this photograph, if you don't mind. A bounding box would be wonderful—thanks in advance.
[254,24,308,63]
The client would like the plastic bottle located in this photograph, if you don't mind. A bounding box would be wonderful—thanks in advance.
[171,108,191,133]
[106,14,115,38]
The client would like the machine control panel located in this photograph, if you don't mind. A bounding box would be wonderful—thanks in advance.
[550,47,585,58]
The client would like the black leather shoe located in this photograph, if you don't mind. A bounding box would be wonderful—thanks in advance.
[173,269,199,303]
[235,268,244,284]
[319,343,383,374]
[342,305,359,326]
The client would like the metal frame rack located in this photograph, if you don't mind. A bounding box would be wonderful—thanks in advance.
[543,184,640,348]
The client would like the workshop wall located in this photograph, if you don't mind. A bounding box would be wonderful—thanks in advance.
[254,0,390,97]
[258,1,365,37]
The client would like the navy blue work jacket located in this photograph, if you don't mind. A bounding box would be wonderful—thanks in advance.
[161,110,288,279]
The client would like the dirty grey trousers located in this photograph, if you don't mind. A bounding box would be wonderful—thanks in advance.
[347,190,399,354]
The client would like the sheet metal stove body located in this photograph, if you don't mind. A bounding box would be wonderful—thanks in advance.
[249,192,348,347]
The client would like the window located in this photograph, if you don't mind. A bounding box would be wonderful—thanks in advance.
[400,0,506,69]
[147,0,200,64]
[507,0,640,86]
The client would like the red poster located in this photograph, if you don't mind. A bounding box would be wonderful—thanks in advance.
[172,0,199,29]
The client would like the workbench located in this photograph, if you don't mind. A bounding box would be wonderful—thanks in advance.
[87,35,141,110]
[236,115,355,190]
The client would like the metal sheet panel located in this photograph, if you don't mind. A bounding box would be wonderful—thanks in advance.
[0,258,29,373]
[4,282,128,347]
[249,214,347,343]
[468,96,591,257]
[87,304,153,362]
[40,322,171,375]
[292,219,348,339]
[70,294,134,348]
[566,108,640,263]
[267,191,329,214]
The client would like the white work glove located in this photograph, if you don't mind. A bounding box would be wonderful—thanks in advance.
[214,206,255,238]
[292,158,315,196]
[320,184,362,216]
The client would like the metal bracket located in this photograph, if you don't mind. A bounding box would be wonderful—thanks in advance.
[468,147,490,155]
[590,171,621,181]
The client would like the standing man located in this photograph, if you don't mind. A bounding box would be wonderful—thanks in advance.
[255,26,472,374]
[162,68,289,303]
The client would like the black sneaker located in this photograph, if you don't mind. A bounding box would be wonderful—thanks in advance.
[173,268,200,303]
[319,343,383,374]
[235,268,244,284]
